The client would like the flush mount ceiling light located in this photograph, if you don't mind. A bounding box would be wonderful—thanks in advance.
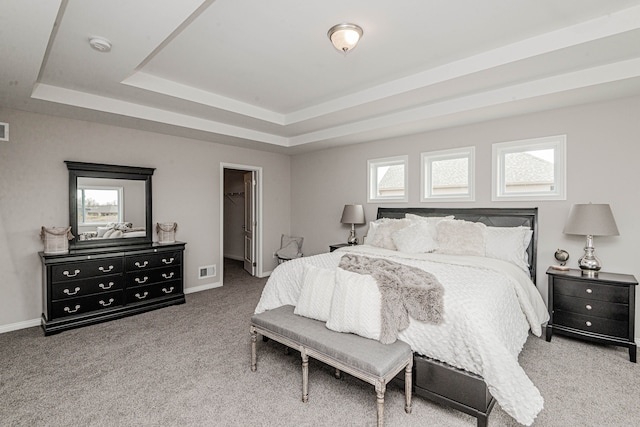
[327,23,363,54]
[88,37,112,53]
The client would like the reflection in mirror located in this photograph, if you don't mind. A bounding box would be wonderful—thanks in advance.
[76,177,146,240]
[66,161,154,249]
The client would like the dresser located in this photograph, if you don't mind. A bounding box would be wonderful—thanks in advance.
[546,267,637,362]
[40,242,186,335]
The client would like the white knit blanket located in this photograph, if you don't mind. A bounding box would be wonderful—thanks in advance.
[255,245,549,426]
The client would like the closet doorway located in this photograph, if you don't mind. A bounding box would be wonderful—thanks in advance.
[221,163,262,279]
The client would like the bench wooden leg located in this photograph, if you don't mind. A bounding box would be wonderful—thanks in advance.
[301,349,309,403]
[334,368,341,379]
[404,360,413,414]
[375,381,386,427]
[250,326,257,372]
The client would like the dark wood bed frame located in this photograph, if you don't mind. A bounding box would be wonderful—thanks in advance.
[379,207,538,427]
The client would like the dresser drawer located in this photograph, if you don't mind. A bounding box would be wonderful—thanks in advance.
[125,251,182,271]
[51,291,123,318]
[125,280,182,304]
[553,277,628,304]
[51,276,124,300]
[125,265,181,287]
[51,258,124,283]
[554,310,628,338]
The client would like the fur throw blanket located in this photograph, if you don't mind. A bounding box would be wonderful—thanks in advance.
[339,254,444,344]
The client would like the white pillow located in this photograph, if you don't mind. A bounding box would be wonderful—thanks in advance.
[485,226,531,272]
[367,218,410,250]
[294,264,336,322]
[326,268,381,340]
[96,226,110,238]
[405,214,454,225]
[435,220,486,256]
[392,221,439,253]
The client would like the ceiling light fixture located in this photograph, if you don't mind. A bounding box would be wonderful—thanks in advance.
[327,23,363,54]
[88,37,112,53]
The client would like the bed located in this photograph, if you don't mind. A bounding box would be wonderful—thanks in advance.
[255,207,548,426]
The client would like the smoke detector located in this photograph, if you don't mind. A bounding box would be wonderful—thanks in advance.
[89,37,112,53]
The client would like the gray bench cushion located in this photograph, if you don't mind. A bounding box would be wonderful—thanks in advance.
[251,305,412,377]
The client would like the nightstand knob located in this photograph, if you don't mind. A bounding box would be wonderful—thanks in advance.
[586,321,592,327]
[586,304,592,310]
[586,288,593,294]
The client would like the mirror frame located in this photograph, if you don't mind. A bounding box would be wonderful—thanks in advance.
[66,161,154,249]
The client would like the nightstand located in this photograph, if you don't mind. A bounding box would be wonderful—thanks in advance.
[546,267,637,362]
[329,243,351,252]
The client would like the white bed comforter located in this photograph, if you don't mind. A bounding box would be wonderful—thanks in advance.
[255,245,549,426]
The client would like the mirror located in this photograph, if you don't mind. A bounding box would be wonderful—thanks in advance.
[66,161,154,249]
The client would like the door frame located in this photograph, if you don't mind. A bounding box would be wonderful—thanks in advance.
[220,163,263,281]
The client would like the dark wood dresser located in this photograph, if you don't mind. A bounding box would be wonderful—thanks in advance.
[546,267,637,362]
[40,242,186,335]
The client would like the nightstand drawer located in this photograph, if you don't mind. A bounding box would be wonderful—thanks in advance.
[554,311,628,338]
[553,277,628,304]
[553,294,628,320]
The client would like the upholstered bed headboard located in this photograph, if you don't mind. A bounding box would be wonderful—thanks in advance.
[377,207,538,284]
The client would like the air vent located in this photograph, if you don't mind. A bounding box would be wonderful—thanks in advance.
[199,264,216,279]
[0,122,8,142]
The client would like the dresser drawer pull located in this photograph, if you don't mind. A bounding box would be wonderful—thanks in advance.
[134,261,149,268]
[63,269,80,278]
[98,265,114,273]
[162,287,175,294]
[586,288,593,294]
[99,298,115,307]
[64,305,81,313]
[162,272,175,280]
[99,282,115,290]
[162,257,175,265]
[64,287,81,296]
[134,276,149,284]
[134,292,149,300]
[585,304,592,310]
[586,321,592,327]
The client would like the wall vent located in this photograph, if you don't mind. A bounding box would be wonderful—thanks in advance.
[0,122,8,142]
[199,264,216,279]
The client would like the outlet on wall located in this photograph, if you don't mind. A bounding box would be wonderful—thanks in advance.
[198,264,216,279]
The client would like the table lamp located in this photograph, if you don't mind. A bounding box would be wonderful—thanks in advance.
[340,204,366,245]
[563,203,619,276]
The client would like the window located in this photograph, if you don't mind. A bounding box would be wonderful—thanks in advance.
[492,135,566,201]
[368,155,408,203]
[421,147,475,202]
[77,187,123,225]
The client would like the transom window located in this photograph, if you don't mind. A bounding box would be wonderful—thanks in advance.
[492,135,566,201]
[77,187,123,225]
[421,147,475,202]
[368,155,408,203]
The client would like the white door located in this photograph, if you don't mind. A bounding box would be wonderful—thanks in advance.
[243,171,256,275]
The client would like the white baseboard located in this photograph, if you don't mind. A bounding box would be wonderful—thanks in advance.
[0,318,41,334]
[185,281,222,294]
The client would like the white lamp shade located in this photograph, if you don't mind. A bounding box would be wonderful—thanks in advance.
[328,23,363,53]
[563,203,619,236]
[340,204,365,224]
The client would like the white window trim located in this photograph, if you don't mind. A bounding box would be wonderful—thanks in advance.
[77,186,124,226]
[367,155,408,203]
[492,135,567,201]
[421,146,475,202]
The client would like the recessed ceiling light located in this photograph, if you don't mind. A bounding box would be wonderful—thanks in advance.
[89,37,112,53]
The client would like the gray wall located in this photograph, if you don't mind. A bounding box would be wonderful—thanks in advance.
[0,107,290,329]
[290,95,640,339]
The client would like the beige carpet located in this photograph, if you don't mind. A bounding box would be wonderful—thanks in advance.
[1,258,638,426]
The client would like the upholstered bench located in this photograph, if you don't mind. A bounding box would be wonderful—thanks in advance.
[250,305,413,427]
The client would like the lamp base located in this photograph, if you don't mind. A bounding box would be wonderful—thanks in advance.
[347,226,358,245]
[578,235,601,276]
